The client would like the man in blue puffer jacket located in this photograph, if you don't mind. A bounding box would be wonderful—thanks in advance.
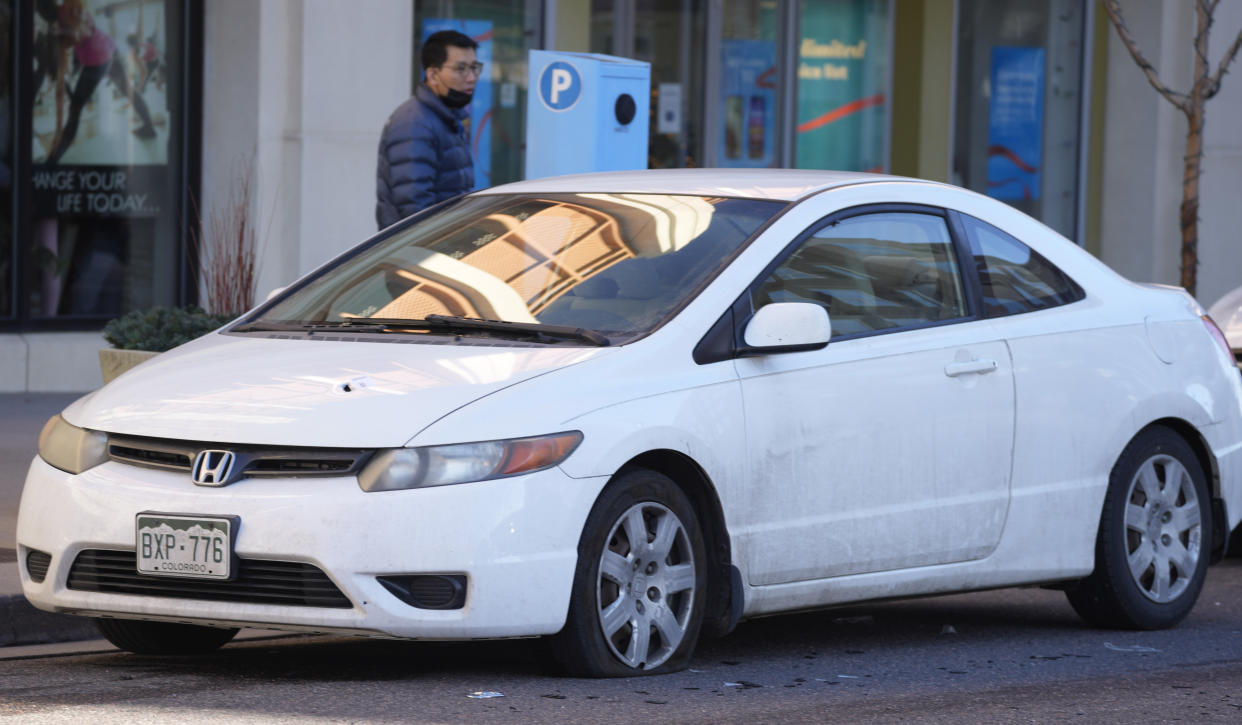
[376,30,479,229]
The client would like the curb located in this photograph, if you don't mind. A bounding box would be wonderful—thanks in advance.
[0,594,99,647]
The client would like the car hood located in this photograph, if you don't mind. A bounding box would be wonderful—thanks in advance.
[64,334,611,448]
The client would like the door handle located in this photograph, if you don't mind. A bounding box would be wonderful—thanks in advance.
[944,358,998,377]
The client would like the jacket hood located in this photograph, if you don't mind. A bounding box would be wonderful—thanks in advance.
[65,334,609,448]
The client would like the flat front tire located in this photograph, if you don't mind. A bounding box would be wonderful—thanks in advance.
[552,469,707,677]
[1067,426,1212,629]
[95,618,239,655]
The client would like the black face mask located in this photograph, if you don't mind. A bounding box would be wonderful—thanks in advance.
[441,89,473,108]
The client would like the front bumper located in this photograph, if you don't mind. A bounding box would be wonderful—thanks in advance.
[17,456,606,639]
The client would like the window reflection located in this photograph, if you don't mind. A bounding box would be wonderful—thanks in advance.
[754,212,966,336]
[263,193,782,340]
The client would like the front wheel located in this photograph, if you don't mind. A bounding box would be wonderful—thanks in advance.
[95,618,239,655]
[552,469,707,677]
[1067,426,1212,629]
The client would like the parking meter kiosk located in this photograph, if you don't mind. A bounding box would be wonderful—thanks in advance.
[525,50,650,179]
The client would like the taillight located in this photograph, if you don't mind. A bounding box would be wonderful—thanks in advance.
[1202,315,1236,364]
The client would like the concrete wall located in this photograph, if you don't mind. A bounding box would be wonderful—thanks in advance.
[0,333,105,393]
[1098,0,1242,308]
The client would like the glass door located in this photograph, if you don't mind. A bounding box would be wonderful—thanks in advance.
[794,0,889,172]
[591,0,705,168]
[714,0,781,169]
[951,0,1086,240]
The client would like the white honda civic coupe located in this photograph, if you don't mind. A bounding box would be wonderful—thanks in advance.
[18,169,1242,676]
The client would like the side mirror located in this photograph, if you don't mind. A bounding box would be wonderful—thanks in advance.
[264,286,287,302]
[740,302,832,355]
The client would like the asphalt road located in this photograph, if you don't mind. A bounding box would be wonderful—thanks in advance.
[3,561,1242,723]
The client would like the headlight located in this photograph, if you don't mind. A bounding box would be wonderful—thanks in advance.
[38,415,108,474]
[358,431,583,492]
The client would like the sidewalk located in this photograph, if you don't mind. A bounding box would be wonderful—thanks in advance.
[1,392,101,645]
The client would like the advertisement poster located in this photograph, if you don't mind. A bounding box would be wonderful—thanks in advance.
[422,18,493,191]
[719,39,776,169]
[986,46,1045,201]
[795,0,888,172]
[31,0,172,218]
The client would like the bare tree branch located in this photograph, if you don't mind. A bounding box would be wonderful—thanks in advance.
[1103,0,1192,113]
[1206,27,1242,98]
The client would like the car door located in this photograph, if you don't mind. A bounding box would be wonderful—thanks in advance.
[734,207,1016,586]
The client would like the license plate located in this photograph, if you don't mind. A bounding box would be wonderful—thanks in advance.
[136,514,235,580]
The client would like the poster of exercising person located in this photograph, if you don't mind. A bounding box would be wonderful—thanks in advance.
[28,0,179,318]
[32,0,169,167]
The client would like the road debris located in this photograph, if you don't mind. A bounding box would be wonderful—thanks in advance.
[1103,642,1160,653]
[468,691,505,699]
[724,680,764,689]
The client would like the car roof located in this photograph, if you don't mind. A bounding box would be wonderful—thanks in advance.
[478,168,914,202]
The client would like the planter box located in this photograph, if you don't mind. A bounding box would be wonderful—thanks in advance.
[98,348,160,384]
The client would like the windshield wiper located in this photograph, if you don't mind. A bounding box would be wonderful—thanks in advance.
[393,315,610,346]
[234,316,610,346]
[231,320,389,334]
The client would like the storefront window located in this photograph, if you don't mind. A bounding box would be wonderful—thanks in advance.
[0,1,12,319]
[415,1,541,187]
[635,0,704,168]
[26,0,187,320]
[718,0,780,169]
[588,0,705,169]
[795,0,889,172]
[952,0,1086,239]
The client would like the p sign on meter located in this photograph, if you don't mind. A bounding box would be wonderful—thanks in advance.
[539,61,582,111]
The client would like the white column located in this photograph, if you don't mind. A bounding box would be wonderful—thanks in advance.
[203,0,414,302]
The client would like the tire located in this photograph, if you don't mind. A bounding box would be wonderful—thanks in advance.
[94,618,239,655]
[1067,426,1212,629]
[552,469,708,677]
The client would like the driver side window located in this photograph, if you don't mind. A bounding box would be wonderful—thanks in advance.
[752,212,967,337]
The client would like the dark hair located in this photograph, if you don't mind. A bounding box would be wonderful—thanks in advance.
[421,30,478,72]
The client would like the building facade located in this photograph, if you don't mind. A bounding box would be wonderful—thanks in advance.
[1,0,1240,391]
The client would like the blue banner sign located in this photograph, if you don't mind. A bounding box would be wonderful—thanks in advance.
[986,46,1045,201]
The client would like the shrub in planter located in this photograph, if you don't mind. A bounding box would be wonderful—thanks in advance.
[103,306,233,353]
[99,306,233,384]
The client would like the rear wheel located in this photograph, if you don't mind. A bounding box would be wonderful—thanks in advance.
[1067,427,1211,629]
[94,618,239,654]
[552,469,707,677]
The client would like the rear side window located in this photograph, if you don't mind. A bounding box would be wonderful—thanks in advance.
[960,215,1084,317]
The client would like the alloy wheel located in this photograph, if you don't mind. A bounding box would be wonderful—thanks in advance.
[595,502,697,670]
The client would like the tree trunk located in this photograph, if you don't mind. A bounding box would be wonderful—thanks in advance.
[1179,2,1210,297]
[1180,105,1202,295]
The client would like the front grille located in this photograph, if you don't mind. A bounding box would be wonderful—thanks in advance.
[110,444,192,469]
[107,435,371,480]
[247,458,356,475]
[67,550,352,609]
[25,549,52,583]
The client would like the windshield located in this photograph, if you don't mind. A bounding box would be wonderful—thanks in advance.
[252,193,784,343]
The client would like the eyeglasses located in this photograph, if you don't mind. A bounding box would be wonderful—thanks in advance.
[442,62,484,77]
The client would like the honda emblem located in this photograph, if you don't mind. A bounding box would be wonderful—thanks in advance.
[192,450,237,486]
